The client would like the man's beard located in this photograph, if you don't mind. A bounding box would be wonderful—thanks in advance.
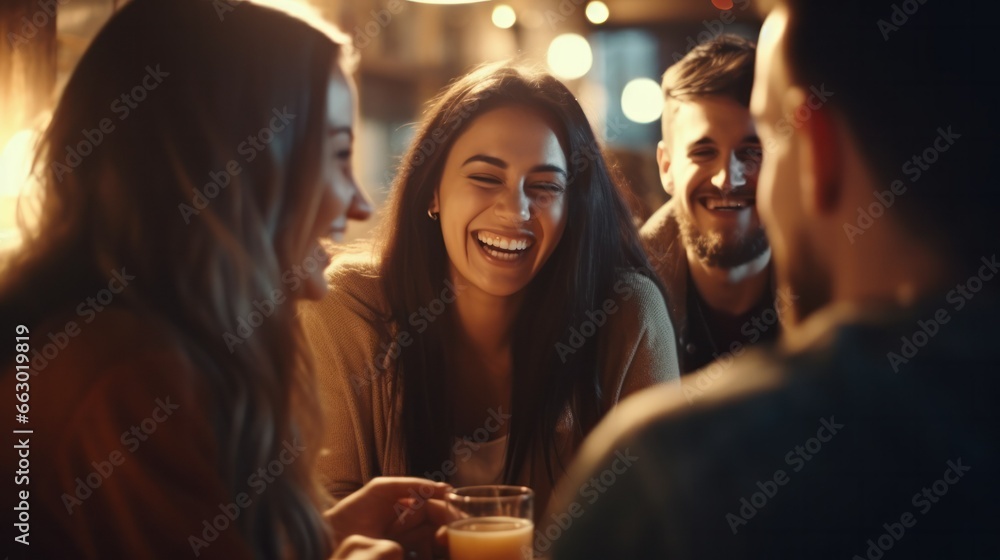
[677,208,770,269]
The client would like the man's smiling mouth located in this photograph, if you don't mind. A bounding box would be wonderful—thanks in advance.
[699,197,755,211]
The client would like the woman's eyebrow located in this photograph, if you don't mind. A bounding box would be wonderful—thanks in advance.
[462,154,507,168]
[463,155,566,176]
[530,164,567,176]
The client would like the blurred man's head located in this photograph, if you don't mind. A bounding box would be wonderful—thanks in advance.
[658,35,767,269]
[752,0,992,324]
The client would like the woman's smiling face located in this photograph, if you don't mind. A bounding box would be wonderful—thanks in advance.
[431,105,569,298]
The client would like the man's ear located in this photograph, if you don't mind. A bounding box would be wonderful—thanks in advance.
[656,140,674,197]
[791,89,842,216]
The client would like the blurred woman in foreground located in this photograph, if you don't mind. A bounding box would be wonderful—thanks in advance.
[0,0,441,557]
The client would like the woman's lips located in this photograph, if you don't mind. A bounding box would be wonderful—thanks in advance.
[472,231,534,264]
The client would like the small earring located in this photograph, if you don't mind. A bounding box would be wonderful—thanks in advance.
[427,209,439,221]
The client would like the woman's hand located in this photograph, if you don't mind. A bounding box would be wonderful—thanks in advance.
[326,477,455,560]
[332,535,404,560]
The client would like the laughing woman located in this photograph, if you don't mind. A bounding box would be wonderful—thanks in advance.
[304,63,680,517]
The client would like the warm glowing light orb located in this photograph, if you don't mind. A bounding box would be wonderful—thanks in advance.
[586,1,610,25]
[492,4,516,29]
[547,34,593,80]
[621,78,664,124]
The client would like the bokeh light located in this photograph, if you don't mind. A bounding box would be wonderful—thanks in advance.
[491,5,516,29]
[621,78,663,124]
[585,1,610,25]
[547,34,593,80]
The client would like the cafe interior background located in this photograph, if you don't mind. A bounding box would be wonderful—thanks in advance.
[0,0,760,250]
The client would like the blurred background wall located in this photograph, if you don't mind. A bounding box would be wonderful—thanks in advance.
[0,0,760,249]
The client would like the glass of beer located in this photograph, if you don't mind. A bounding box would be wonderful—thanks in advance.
[447,485,534,560]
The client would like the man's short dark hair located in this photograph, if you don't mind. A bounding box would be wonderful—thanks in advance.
[662,34,756,108]
[776,0,994,273]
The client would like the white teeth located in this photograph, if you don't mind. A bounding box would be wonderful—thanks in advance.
[486,247,519,261]
[476,232,532,251]
[705,198,751,210]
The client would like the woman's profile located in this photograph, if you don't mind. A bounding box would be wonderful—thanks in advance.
[0,0,429,557]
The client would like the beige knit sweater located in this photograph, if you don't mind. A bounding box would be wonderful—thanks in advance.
[302,255,679,512]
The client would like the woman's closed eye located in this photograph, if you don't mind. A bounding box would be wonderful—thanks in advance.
[530,182,565,193]
[469,174,504,186]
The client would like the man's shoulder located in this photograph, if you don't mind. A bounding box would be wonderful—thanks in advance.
[639,198,681,250]
[638,199,688,311]
[583,345,791,455]
[555,303,1000,557]
[600,303,980,459]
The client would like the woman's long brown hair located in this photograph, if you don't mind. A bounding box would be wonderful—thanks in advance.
[0,0,350,556]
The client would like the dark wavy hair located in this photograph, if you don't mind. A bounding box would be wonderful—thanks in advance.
[377,62,663,485]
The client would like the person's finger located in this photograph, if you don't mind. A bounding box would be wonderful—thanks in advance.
[392,497,427,531]
[394,496,457,533]
[364,476,452,503]
[328,478,452,541]
[433,524,449,558]
[332,535,404,560]
[421,498,458,527]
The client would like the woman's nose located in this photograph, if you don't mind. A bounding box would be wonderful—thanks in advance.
[348,182,373,221]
